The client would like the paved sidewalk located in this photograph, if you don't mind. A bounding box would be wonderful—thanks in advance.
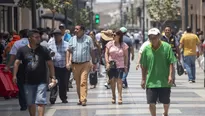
[0,60,205,116]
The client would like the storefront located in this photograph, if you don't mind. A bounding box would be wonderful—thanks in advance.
[0,0,19,33]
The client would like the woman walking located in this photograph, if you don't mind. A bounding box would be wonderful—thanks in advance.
[105,30,128,104]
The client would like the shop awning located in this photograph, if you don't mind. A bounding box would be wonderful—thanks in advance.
[0,0,19,6]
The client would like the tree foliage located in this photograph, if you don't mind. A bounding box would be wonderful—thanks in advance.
[147,0,180,22]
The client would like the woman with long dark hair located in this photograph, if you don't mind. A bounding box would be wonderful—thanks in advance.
[105,30,128,104]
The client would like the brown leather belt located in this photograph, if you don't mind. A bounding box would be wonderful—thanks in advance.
[72,61,89,64]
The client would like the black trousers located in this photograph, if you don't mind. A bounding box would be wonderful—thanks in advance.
[16,65,27,109]
[50,67,70,101]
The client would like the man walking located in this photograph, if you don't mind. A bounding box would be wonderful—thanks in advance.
[161,26,180,86]
[13,29,57,116]
[120,27,134,88]
[48,29,70,104]
[66,25,95,106]
[4,29,29,111]
[140,28,176,116]
[180,26,200,83]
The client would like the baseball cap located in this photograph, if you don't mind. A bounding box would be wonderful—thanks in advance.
[120,27,127,33]
[148,28,160,35]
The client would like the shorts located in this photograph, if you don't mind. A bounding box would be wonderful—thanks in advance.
[146,88,171,104]
[24,83,47,105]
[107,68,124,80]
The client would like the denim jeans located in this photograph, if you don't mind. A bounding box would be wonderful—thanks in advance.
[183,56,196,81]
[122,73,128,87]
[24,83,47,105]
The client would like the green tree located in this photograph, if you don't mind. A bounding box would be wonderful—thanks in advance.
[42,0,72,29]
[18,0,43,8]
[147,0,179,27]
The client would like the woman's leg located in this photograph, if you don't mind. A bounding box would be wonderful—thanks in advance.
[117,78,123,104]
[110,78,116,103]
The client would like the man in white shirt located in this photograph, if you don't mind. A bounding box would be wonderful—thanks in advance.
[4,29,29,111]
[136,40,150,70]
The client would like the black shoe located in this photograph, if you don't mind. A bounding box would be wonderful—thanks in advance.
[62,100,68,103]
[192,80,196,83]
[20,107,27,111]
[50,98,56,104]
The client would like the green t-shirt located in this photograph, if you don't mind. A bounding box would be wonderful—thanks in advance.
[140,41,177,88]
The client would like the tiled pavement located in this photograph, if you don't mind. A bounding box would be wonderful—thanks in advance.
[1,60,205,116]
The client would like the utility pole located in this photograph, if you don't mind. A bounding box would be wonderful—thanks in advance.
[120,0,123,27]
[131,3,134,28]
[184,0,188,29]
[90,0,93,30]
[31,0,37,28]
[142,0,145,42]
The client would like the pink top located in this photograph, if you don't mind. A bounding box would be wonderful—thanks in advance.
[106,41,128,68]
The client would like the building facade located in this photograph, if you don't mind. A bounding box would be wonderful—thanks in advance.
[181,0,205,34]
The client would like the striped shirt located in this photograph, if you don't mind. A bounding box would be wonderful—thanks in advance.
[48,39,68,68]
[68,35,94,63]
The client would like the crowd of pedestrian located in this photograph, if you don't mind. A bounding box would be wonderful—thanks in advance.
[0,23,204,116]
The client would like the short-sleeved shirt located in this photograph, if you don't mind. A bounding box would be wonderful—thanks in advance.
[48,39,68,68]
[123,35,133,60]
[68,35,94,63]
[139,40,150,54]
[140,41,177,88]
[10,38,29,55]
[106,41,128,68]
[180,33,200,56]
[16,45,51,85]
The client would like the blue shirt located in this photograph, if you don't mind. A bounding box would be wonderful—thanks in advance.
[68,35,94,63]
[123,35,133,60]
[48,39,68,68]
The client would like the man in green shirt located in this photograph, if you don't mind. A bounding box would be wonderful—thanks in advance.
[140,28,177,116]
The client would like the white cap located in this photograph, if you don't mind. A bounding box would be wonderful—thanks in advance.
[148,28,160,35]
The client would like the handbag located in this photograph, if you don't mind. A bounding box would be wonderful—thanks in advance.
[177,61,184,76]
[109,60,117,69]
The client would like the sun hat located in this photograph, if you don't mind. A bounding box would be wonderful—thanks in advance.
[101,30,113,41]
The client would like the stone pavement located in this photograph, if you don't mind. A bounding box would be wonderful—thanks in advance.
[1,60,205,116]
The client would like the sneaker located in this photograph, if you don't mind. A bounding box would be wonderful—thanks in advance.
[189,81,193,83]
[90,85,95,89]
[98,73,104,77]
[104,83,110,89]
[192,80,196,83]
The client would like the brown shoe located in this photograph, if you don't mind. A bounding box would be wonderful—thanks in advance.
[82,102,86,106]
[77,100,82,105]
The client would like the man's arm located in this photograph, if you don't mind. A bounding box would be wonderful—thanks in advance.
[13,59,21,77]
[47,60,55,79]
[6,55,16,67]
[130,46,134,60]
[66,50,72,64]
[141,65,147,81]
[136,53,142,70]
